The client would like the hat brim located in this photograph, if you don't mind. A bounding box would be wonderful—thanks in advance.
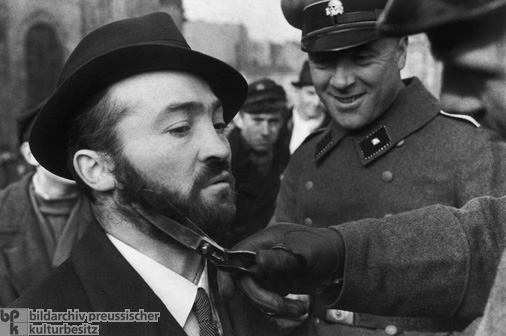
[291,81,311,87]
[378,0,506,36]
[30,43,247,180]
[302,23,378,52]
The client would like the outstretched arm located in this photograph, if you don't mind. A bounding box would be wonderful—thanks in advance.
[227,195,506,319]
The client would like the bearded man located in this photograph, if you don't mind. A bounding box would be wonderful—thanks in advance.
[11,12,281,336]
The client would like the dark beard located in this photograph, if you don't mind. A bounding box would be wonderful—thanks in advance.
[110,151,236,244]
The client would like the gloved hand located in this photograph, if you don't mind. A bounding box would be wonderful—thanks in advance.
[273,294,311,331]
[220,223,345,317]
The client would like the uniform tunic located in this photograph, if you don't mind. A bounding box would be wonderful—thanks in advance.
[274,78,506,335]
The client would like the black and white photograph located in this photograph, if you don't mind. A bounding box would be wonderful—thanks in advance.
[0,1,505,335]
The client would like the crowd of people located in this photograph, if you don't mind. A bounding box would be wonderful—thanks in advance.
[1,0,506,335]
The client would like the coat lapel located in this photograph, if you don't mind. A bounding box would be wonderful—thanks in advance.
[70,222,187,336]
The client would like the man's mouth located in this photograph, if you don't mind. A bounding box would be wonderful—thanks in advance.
[335,93,366,104]
[207,171,233,186]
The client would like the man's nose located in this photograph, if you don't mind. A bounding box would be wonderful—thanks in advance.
[199,125,230,162]
[260,121,271,135]
[329,61,355,90]
[440,66,484,116]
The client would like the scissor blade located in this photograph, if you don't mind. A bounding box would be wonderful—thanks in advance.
[133,203,204,251]
[132,201,229,265]
[140,189,209,237]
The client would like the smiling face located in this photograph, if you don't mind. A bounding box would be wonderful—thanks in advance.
[308,37,407,130]
[107,71,236,234]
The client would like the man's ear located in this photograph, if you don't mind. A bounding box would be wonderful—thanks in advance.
[20,142,39,167]
[233,112,245,130]
[73,149,115,191]
[396,37,409,71]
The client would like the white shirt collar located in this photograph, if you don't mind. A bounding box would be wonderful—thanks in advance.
[107,234,208,328]
[290,107,326,153]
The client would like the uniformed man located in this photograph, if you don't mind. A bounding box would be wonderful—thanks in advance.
[225,78,290,247]
[268,0,506,335]
[223,1,506,336]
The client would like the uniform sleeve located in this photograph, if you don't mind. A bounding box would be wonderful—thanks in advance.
[331,195,506,319]
[455,129,506,206]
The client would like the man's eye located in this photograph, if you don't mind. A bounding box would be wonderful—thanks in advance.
[309,54,334,68]
[214,122,226,133]
[355,54,373,64]
[169,125,191,137]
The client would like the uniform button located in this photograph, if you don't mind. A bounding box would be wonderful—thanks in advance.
[396,139,405,147]
[305,181,313,190]
[381,171,393,183]
[385,324,398,335]
[314,318,320,324]
[304,217,313,226]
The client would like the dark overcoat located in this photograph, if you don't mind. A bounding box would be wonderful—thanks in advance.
[274,78,506,335]
[0,173,92,307]
[225,127,290,247]
[11,221,282,336]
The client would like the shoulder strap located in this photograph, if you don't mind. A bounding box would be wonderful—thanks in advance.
[440,110,481,127]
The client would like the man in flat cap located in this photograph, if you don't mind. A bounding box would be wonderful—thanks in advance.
[263,0,506,334]
[286,61,330,154]
[11,12,281,336]
[223,1,506,336]
[225,78,289,247]
[0,101,91,307]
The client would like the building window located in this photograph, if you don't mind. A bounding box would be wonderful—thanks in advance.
[25,23,63,108]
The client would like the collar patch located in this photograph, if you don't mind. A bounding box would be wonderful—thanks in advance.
[359,126,391,161]
[315,131,334,160]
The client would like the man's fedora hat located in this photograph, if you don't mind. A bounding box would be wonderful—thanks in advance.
[29,12,248,180]
[292,61,313,87]
[378,0,506,36]
[281,0,388,52]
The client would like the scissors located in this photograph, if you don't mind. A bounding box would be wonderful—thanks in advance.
[132,189,259,278]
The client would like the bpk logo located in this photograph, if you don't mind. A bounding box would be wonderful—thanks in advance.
[0,309,28,336]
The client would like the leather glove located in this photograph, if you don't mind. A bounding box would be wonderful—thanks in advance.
[221,223,345,317]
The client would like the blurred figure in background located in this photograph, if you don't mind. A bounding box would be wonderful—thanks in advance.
[0,141,28,189]
[0,147,19,189]
[286,61,330,154]
[0,101,92,307]
[224,78,290,247]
